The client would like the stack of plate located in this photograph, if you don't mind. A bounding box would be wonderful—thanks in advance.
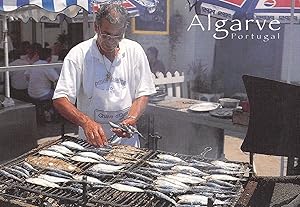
[209,108,233,118]
[188,102,233,118]
[149,87,167,103]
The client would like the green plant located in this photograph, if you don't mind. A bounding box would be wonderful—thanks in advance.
[211,69,224,93]
[188,60,211,93]
[56,31,70,48]
[189,60,224,93]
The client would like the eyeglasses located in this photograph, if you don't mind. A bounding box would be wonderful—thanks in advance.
[98,29,124,41]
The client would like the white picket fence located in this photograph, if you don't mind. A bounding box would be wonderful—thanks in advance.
[152,71,195,98]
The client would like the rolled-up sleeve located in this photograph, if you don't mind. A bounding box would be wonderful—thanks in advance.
[53,59,81,104]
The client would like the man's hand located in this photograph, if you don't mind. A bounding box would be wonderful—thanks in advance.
[111,117,137,138]
[82,118,107,146]
[122,116,137,126]
[53,98,108,147]
[111,96,148,138]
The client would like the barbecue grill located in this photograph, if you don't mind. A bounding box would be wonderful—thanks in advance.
[2,75,299,207]
[0,135,249,207]
[235,176,300,207]
[234,75,300,207]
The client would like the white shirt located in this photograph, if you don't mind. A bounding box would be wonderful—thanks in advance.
[53,35,156,147]
[10,59,30,90]
[25,60,59,98]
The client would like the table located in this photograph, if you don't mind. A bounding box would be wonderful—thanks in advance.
[0,99,37,161]
[139,97,248,159]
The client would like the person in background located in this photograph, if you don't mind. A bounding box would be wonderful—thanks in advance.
[146,46,166,76]
[19,41,31,61]
[58,49,69,62]
[53,3,156,147]
[51,42,64,63]
[9,49,30,102]
[53,48,69,75]
[50,42,66,74]
[9,31,19,50]
[44,42,50,48]
[25,45,59,101]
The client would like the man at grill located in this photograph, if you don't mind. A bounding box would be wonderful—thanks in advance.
[53,3,156,147]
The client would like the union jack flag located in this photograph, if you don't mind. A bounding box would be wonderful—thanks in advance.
[123,0,144,16]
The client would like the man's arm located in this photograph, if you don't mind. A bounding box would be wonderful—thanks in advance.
[112,96,149,137]
[126,95,149,124]
[53,97,107,146]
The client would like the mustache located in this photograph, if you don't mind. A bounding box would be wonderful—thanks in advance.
[101,44,117,53]
[101,41,118,48]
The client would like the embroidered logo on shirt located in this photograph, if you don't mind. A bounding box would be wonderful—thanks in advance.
[94,108,129,124]
[95,77,127,91]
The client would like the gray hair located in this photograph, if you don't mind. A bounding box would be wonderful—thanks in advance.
[95,4,128,28]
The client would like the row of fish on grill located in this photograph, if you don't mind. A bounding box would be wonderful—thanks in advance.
[0,141,145,193]
[111,153,249,206]
[0,140,249,206]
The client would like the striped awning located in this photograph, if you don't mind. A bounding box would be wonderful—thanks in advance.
[0,0,157,22]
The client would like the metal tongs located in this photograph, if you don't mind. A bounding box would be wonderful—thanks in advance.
[108,121,145,142]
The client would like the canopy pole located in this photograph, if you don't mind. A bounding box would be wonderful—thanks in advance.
[59,14,64,34]
[3,15,10,97]
[83,11,89,40]
[41,22,45,47]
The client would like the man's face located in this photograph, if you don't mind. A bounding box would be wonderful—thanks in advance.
[95,19,125,53]
[27,48,35,60]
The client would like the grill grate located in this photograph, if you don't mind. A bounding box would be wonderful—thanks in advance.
[0,179,84,205]
[143,150,247,206]
[0,136,154,207]
[235,176,300,207]
[0,136,249,207]
[89,150,249,207]
[89,188,173,207]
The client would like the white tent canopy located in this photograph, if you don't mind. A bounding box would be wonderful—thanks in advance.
[0,0,92,22]
[2,5,84,22]
[0,0,95,97]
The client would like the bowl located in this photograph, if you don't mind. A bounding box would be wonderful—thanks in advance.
[149,93,167,102]
[219,98,240,108]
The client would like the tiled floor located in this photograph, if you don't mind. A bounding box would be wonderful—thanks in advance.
[224,135,281,176]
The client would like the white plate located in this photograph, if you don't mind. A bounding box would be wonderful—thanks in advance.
[188,102,221,112]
